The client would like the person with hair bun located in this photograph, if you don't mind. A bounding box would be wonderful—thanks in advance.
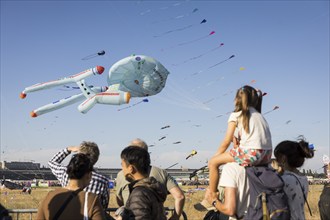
[48,141,110,211]
[274,137,314,220]
[37,154,106,220]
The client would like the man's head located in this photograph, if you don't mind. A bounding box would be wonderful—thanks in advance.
[120,146,150,182]
[79,141,99,166]
[129,138,148,151]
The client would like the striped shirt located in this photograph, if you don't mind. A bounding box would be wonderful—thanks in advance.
[48,148,110,209]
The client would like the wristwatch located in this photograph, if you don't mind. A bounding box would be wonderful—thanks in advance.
[212,199,217,207]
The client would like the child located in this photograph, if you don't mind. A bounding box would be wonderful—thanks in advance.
[201,85,272,209]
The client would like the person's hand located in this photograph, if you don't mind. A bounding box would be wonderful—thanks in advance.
[205,188,219,204]
[232,136,240,149]
[168,213,180,220]
[67,146,81,153]
[114,216,122,220]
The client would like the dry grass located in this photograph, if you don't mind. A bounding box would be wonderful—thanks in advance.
[0,185,324,220]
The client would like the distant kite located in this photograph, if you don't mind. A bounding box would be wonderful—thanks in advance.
[151,8,198,23]
[173,43,224,66]
[159,136,166,141]
[186,150,197,160]
[189,165,208,180]
[117,98,149,111]
[178,31,215,47]
[285,120,292,124]
[161,125,170,129]
[162,31,215,51]
[190,54,235,77]
[82,50,105,60]
[194,67,245,94]
[154,19,207,38]
[165,162,179,169]
[173,141,181,144]
[263,106,279,115]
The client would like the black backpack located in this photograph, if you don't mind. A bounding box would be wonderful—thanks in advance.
[244,166,290,220]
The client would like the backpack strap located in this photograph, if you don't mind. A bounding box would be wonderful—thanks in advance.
[53,188,83,220]
[285,173,312,216]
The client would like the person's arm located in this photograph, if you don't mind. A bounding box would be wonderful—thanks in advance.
[115,171,128,207]
[162,169,185,219]
[168,186,185,220]
[214,121,236,156]
[100,181,110,210]
[116,196,124,207]
[85,173,110,210]
[48,146,80,186]
[205,187,237,216]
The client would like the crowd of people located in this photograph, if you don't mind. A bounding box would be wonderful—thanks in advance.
[1,85,329,220]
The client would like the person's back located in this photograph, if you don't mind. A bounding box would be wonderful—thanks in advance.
[37,188,105,220]
[125,176,167,220]
[38,153,106,220]
[48,142,110,210]
[219,162,249,219]
[274,138,314,220]
[319,161,330,220]
[280,171,308,219]
[203,162,249,220]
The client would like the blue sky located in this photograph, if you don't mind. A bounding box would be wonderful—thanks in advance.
[1,1,329,173]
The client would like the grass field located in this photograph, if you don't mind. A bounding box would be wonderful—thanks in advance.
[0,185,324,220]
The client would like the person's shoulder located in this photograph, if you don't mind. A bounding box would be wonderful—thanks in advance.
[92,171,110,183]
[86,191,99,199]
[151,165,166,174]
[48,188,68,197]
[282,171,307,182]
[222,162,245,173]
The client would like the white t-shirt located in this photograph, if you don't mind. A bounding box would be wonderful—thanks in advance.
[219,162,250,219]
[281,171,308,220]
[228,107,272,150]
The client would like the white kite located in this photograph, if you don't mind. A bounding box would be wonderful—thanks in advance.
[20,55,170,117]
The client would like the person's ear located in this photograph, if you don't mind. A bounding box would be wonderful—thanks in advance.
[129,165,138,175]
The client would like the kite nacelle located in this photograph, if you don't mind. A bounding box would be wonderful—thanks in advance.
[20,66,104,97]
[20,92,27,99]
[78,91,131,114]
[72,66,104,82]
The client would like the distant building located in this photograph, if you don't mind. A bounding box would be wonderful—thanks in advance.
[1,161,40,170]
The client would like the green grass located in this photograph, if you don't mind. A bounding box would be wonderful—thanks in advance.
[0,185,324,220]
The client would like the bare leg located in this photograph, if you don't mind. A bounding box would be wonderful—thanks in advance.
[208,152,235,194]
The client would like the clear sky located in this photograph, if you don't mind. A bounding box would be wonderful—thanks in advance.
[1,1,329,173]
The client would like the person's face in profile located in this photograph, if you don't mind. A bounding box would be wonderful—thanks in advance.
[121,159,134,182]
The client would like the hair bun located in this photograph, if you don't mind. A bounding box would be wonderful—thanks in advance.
[298,139,314,159]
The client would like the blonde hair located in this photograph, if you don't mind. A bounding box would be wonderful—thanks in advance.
[234,85,262,133]
[79,141,99,166]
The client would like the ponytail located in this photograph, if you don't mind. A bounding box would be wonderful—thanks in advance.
[235,85,262,133]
